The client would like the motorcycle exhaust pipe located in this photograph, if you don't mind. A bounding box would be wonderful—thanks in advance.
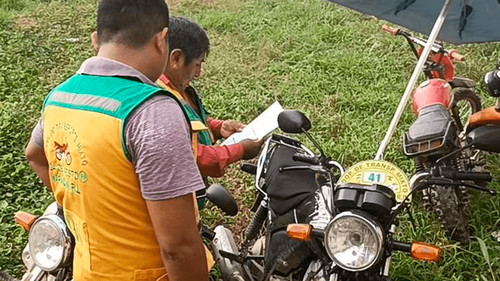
[212,226,246,281]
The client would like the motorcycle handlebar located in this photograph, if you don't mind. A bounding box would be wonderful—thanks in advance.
[240,163,257,175]
[292,153,320,165]
[448,49,464,62]
[382,24,400,35]
[438,170,492,182]
[393,241,411,253]
[410,171,496,196]
[382,25,460,59]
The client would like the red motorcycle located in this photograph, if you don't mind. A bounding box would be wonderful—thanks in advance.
[383,25,486,243]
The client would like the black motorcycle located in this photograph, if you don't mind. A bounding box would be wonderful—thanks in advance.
[209,110,444,281]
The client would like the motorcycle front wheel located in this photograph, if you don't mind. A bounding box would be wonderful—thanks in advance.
[450,89,482,134]
[0,271,19,281]
[423,185,470,244]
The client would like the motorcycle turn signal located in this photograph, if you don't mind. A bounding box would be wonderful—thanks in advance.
[410,242,442,263]
[286,224,324,241]
[286,224,312,241]
[14,211,38,231]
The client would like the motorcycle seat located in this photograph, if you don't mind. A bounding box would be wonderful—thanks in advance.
[450,77,476,89]
[407,104,453,142]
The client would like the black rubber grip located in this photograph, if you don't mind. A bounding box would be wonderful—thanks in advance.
[201,224,216,241]
[440,170,492,182]
[292,153,319,165]
[240,163,257,175]
[245,203,267,241]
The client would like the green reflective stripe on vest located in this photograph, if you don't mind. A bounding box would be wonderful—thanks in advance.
[43,74,185,160]
[44,75,162,119]
[48,91,122,113]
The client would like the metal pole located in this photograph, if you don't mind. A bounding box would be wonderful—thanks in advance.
[374,0,455,160]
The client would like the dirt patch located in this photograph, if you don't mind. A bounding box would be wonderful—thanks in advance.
[15,16,36,29]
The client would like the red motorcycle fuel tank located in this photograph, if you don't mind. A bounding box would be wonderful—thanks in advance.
[412,79,453,115]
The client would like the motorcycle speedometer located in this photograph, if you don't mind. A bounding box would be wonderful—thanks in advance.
[28,215,72,272]
[324,211,383,271]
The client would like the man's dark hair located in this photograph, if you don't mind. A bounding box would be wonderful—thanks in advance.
[97,0,169,48]
[169,17,210,65]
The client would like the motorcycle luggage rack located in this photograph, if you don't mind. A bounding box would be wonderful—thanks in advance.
[403,123,455,156]
[403,135,445,156]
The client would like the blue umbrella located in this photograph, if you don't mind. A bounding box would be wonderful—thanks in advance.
[327,0,500,45]
[326,0,500,159]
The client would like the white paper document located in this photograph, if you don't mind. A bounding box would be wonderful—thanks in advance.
[221,101,284,146]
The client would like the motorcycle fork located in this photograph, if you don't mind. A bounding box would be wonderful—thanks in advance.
[381,224,397,277]
[20,266,46,281]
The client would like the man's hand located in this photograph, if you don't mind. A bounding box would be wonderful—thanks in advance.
[146,193,208,281]
[240,138,265,160]
[220,120,245,138]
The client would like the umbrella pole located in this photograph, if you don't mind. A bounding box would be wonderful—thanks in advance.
[374,0,455,160]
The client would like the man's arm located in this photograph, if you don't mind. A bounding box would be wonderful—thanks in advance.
[196,139,265,178]
[126,95,208,280]
[196,144,244,177]
[146,194,208,281]
[25,121,51,191]
[207,117,223,140]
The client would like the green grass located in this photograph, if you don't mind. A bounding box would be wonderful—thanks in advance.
[1,0,499,279]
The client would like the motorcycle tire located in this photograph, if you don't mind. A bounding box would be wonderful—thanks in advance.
[424,185,470,244]
[450,89,482,133]
[0,271,19,281]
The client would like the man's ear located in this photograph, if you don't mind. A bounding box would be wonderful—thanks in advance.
[91,31,99,52]
[154,27,169,57]
[168,49,185,70]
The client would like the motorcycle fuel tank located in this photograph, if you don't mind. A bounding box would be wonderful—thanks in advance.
[412,79,452,116]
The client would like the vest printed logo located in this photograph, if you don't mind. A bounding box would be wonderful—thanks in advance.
[45,122,89,195]
[54,141,72,165]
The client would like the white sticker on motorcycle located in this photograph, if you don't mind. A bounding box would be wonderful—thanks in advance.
[362,171,387,184]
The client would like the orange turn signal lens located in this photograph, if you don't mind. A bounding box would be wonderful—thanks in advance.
[286,224,313,241]
[14,212,38,231]
[411,242,442,263]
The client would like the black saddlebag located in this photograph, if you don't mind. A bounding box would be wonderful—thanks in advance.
[265,142,320,216]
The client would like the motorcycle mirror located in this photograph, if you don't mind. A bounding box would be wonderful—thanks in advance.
[278,110,326,156]
[278,110,311,134]
[467,125,500,153]
[206,183,238,216]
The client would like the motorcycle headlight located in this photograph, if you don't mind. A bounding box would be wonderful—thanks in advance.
[324,211,383,271]
[28,215,72,272]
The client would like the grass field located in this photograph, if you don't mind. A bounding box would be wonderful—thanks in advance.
[1,0,499,280]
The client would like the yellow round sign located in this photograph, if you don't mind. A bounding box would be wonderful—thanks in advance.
[338,160,410,202]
